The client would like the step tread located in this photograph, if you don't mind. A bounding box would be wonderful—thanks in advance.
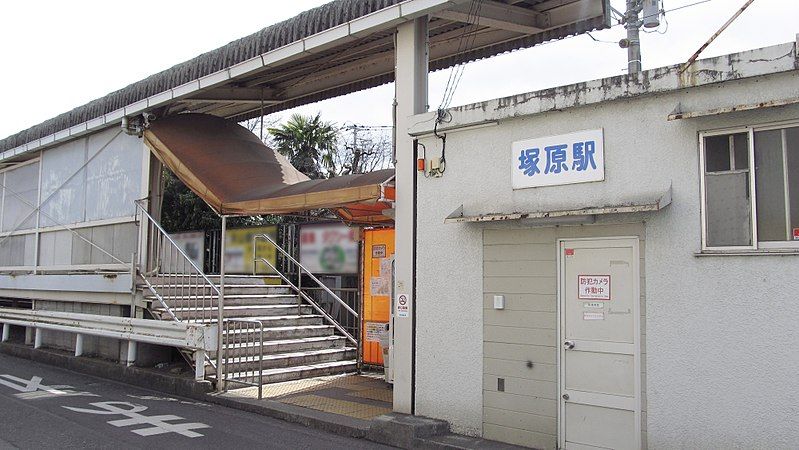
[215,347,355,365]
[153,304,305,312]
[191,314,324,324]
[146,294,297,300]
[152,274,281,278]
[224,335,344,349]
[140,284,291,288]
[226,359,357,379]
[224,324,333,333]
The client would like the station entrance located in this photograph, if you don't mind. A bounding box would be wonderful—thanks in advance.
[139,113,396,417]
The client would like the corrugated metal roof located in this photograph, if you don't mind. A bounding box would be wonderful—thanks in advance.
[0,0,403,152]
[229,13,607,123]
[1,0,608,153]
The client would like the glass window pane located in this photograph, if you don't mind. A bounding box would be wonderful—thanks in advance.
[85,129,142,221]
[733,133,749,170]
[2,162,40,232]
[705,135,731,172]
[754,130,787,241]
[705,172,752,247]
[40,139,87,226]
[786,126,799,240]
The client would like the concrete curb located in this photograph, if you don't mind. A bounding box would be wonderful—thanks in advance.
[207,394,371,438]
[368,413,450,448]
[0,342,213,398]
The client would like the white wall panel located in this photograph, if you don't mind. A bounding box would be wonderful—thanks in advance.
[52,230,74,266]
[85,129,142,221]
[2,162,39,232]
[40,138,86,227]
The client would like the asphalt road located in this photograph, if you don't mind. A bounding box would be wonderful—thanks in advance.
[0,353,392,449]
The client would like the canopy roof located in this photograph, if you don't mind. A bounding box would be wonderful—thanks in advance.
[143,113,394,221]
[0,0,608,158]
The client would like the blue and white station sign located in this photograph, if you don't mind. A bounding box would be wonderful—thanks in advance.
[511,129,605,189]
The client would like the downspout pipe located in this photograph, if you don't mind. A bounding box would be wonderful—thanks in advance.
[121,112,155,137]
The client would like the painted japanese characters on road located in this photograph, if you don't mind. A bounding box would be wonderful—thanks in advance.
[0,374,97,399]
[512,129,605,189]
[0,373,211,438]
[64,401,210,438]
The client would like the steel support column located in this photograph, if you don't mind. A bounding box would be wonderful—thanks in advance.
[216,215,227,391]
[34,329,42,349]
[75,333,84,356]
[126,341,137,366]
[393,16,428,415]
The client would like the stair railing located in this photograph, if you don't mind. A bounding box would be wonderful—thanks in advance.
[222,318,264,399]
[252,233,358,346]
[135,200,223,381]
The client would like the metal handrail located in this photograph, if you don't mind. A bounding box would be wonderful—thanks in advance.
[255,255,357,346]
[134,200,221,375]
[138,274,179,322]
[252,233,358,317]
[135,200,221,298]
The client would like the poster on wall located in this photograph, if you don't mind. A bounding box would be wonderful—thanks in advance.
[170,231,205,270]
[365,322,389,343]
[299,224,359,274]
[512,128,605,189]
[224,226,277,274]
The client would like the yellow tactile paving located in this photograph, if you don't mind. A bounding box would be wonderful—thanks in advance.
[260,377,337,398]
[280,394,391,419]
[225,373,394,420]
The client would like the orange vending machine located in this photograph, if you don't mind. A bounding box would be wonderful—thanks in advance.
[361,228,394,366]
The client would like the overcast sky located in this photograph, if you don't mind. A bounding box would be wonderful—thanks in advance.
[0,0,795,138]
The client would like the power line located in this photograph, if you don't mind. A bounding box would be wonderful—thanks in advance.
[439,0,484,111]
[607,0,714,32]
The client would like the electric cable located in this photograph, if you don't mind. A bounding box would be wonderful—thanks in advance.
[439,0,484,111]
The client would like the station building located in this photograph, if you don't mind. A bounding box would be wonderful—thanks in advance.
[0,0,796,448]
[409,39,799,449]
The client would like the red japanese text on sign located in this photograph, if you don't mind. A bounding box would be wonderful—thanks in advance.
[578,275,611,300]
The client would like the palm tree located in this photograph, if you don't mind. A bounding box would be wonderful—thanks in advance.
[268,113,338,179]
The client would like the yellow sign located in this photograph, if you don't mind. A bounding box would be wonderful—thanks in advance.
[224,226,278,274]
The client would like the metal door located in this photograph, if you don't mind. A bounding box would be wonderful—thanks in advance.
[558,238,641,450]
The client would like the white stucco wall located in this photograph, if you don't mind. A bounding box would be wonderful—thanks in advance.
[412,42,799,447]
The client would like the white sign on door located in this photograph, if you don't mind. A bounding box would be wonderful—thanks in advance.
[578,275,611,300]
[512,129,604,189]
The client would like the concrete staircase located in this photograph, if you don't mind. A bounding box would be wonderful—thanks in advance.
[141,274,357,386]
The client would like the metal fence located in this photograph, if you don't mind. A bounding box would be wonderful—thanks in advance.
[222,318,264,399]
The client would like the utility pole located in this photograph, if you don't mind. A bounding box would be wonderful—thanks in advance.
[624,0,642,73]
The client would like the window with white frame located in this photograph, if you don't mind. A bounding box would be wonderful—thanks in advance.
[700,124,799,250]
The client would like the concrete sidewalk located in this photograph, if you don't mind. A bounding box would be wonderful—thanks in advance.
[0,342,530,449]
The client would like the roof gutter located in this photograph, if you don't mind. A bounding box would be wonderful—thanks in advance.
[0,0,469,162]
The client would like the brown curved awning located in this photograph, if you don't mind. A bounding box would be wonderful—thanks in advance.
[143,113,394,222]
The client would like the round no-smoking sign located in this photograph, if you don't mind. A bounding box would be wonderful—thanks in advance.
[396,294,409,318]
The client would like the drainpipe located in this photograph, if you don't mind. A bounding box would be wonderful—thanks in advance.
[121,113,155,137]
